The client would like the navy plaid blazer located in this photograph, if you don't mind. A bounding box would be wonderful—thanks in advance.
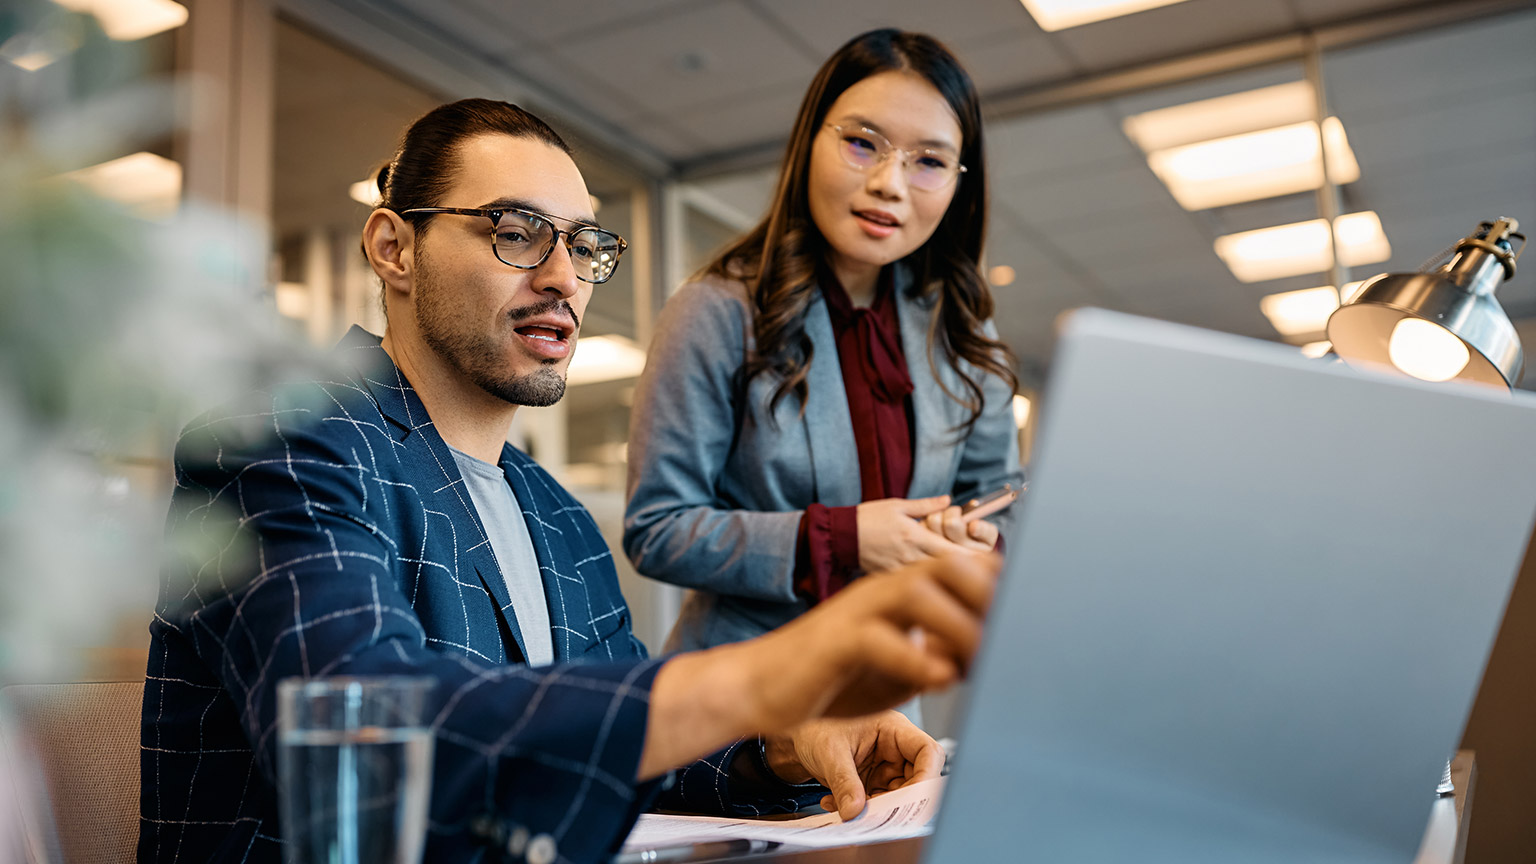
[140,328,819,864]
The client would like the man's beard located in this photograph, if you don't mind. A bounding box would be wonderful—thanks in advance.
[414,257,575,408]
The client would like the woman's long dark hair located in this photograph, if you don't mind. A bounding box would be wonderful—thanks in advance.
[707,28,1017,433]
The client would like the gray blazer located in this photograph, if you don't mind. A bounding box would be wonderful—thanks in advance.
[623,268,1023,651]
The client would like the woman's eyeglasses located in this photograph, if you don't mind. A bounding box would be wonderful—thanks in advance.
[400,206,627,284]
[825,124,967,192]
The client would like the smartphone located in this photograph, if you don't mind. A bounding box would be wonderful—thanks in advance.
[960,483,1019,521]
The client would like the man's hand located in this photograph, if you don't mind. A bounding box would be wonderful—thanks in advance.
[763,712,944,820]
[639,551,997,780]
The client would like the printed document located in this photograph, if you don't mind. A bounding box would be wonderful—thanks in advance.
[622,777,944,852]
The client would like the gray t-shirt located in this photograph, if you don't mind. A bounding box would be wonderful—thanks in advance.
[449,446,554,666]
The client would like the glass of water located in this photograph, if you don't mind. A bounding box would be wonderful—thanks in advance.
[277,676,436,864]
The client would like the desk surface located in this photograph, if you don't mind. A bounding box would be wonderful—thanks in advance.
[688,751,1476,864]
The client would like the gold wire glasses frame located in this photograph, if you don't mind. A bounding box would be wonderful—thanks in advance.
[824,124,967,191]
[400,206,628,284]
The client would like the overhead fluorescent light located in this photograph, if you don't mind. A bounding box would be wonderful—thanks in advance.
[275,282,312,320]
[0,30,73,71]
[1123,81,1316,153]
[349,179,382,207]
[1012,394,1032,429]
[566,334,647,386]
[1261,280,1372,337]
[51,0,188,41]
[1215,211,1391,283]
[1260,286,1340,337]
[1020,0,1192,31]
[61,151,181,219]
[1147,117,1360,210]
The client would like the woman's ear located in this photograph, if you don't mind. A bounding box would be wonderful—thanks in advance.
[362,209,415,300]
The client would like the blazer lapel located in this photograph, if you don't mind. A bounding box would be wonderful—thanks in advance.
[802,289,863,507]
[897,273,963,499]
[341,326,526,664]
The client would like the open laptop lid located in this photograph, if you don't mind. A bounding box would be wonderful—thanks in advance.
[926,309,1536,864]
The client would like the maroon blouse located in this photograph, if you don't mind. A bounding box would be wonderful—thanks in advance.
[793,267,915,603]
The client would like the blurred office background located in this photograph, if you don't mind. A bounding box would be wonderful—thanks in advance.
[4,0,1535,859]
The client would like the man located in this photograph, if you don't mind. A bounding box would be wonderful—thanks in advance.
[140,99,995,864]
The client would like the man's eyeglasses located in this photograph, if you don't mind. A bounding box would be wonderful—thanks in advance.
[824,124,967,192]
[400,206,628,284]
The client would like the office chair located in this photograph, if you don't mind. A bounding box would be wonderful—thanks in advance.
[0,682,143,864]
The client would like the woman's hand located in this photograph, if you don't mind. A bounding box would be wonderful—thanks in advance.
[856,496,970,573]
[922,505,999,552]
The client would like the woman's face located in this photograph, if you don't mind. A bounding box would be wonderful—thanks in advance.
[807,69,964,285]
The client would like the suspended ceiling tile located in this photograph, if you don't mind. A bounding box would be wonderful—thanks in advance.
[1029,198,1209,253]
[958,29,1081,96]
[754,0,1038,58]
[499,46,664,130]
[541,2,817,119]
[987,103,1141,179]
[1201,194,1329,237]
[396,1,530,57]
[1047,0,1296,71]
[1357,146,1536,222]
[1289,0,1447,24]
[668,84,809,154]
[619,118,710,163]
[1345,93,1536,171]
[1324,11,1536,119]
[454,0,703,43]
[997,157,1172,224]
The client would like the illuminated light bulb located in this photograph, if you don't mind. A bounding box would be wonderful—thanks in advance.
[1388,318,1470,383]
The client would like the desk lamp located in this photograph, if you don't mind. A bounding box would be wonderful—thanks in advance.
[1327,218,1526,389]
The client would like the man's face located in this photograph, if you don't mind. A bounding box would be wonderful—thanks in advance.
[411,133,596,407]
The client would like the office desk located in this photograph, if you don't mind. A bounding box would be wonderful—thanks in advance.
[684,751,1476,864]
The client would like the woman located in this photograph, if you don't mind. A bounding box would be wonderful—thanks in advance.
[624,29,1022,653]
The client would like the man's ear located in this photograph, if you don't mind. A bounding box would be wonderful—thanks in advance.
[362,209,415,301]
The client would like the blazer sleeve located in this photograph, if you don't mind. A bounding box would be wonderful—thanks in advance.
[950,320,1027,536]
[162,397,662,864]
[623,281,802,604]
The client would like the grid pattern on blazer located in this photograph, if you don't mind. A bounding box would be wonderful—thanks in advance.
[140,328,817,864]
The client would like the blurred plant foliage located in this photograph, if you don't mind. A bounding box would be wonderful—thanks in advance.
[0,1,319,682]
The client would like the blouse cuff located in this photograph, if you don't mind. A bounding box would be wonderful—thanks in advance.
[793,504,860,604]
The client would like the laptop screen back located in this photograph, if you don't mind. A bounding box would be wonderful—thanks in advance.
[926,310,1536,864]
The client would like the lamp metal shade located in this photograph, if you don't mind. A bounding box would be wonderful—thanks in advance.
[1327,273,1523,388]
[1327,219,1525,389]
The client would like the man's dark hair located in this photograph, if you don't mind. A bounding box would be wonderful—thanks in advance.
[377,98,571,241]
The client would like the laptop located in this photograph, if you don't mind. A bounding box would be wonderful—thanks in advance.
[926,309,1536,864]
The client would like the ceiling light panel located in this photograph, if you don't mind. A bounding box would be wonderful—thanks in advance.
[1147,117,1360,210]
[1215,212,1391,283]
[61,151,181,219]
[1260,286,1340,336]
[565,335,648,387]
[52,0,188,41]
[1020,0,1192,32]
[1122,81,1316,153]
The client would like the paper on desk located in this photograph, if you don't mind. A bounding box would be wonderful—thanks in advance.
[622,777,945,852]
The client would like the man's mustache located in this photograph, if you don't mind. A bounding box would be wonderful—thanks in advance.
[509,298,580,333]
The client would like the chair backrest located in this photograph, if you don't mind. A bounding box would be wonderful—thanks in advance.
[0,682,143,864]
